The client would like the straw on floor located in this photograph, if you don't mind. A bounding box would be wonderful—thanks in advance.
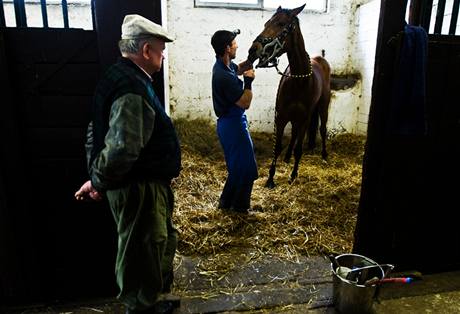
[172,118,365,275]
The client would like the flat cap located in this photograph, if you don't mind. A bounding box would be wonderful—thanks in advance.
[121,14,174,42]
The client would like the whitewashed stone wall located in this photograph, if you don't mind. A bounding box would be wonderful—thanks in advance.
[354,0,380,135]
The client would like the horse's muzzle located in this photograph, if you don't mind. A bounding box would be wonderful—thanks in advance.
[247,42,263,64]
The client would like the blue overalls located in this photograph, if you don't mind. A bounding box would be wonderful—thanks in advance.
[212,58,258,211]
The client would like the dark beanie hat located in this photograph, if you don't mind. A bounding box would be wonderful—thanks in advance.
[211,29,240,56]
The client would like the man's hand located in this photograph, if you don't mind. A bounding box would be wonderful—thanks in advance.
[238,60,254,75]
[243,69,255,79]
[75,180,102,201]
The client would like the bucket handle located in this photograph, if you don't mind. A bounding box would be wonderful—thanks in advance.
[347,263,394,279]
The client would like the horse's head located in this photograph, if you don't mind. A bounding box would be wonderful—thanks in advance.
[247,4,305,68]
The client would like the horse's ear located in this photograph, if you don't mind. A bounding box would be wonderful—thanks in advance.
[276,6,283,13]
[290,3,306,17]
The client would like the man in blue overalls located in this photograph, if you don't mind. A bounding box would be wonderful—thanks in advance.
[211,29,258,214]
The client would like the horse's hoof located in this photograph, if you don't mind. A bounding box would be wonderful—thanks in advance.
[283,156,291,163]
[288,176,297,185]
[265,180,276,189]
[322,152,328,161]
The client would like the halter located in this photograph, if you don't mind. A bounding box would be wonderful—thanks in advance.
[255,19,296,68]
[255,17,312,79]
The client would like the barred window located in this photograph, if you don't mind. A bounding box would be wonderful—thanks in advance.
[1,0,93,29]
[194,0,328,13]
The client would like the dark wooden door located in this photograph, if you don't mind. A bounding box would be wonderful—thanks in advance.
[354,0,460,272]
[0,27,117,303]
[0,0,165,304]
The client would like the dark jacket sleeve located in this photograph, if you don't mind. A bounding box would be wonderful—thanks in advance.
[89,93,156,192]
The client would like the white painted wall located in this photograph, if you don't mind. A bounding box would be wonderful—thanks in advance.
[167,0,365,134]
[354,0,380,135]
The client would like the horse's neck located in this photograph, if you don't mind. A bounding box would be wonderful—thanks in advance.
[286,27,311,76]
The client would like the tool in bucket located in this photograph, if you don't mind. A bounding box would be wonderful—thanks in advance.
[364,276,413,286]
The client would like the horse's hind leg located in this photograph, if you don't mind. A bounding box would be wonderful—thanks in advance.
[284,122,298,163]
[319,98,330,160]
[266,117,288,189]
[289,123,308,184]
[307,105,319,151]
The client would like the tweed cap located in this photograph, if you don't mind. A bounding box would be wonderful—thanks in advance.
[121,14,174,42]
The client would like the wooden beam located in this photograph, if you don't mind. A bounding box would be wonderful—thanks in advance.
[93,0,165,105]
[409,0,423,25]
[0,0,5,27]
[93,0,162,70]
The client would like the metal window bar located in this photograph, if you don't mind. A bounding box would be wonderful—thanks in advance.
[449,0,460,34]
[434,0,446,34]
[13,0,27,27]
[62,0,68,28]
[1,0,6,27]
[40,0,48,28]
[420,0,434,32]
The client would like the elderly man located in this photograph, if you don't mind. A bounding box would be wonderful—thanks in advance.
[75,14,181,314]
[211,29,258,214]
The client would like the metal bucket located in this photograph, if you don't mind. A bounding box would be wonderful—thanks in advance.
[331,254,386,314]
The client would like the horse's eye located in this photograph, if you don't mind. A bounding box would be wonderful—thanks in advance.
[277,22,286,27]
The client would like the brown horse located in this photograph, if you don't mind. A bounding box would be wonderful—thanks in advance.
[247,4,331,188]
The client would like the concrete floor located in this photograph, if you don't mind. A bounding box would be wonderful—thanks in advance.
[4,253,460,313]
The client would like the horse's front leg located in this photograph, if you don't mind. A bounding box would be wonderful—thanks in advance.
[284,122,298,163]
[289,123,308,184]
[265,118,287,189]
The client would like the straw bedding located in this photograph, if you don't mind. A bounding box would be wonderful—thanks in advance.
[171,118,365,273]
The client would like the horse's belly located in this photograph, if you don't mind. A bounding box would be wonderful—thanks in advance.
[286,102,310,119]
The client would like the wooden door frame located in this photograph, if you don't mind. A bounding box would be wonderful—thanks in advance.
[92,0,166,107]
